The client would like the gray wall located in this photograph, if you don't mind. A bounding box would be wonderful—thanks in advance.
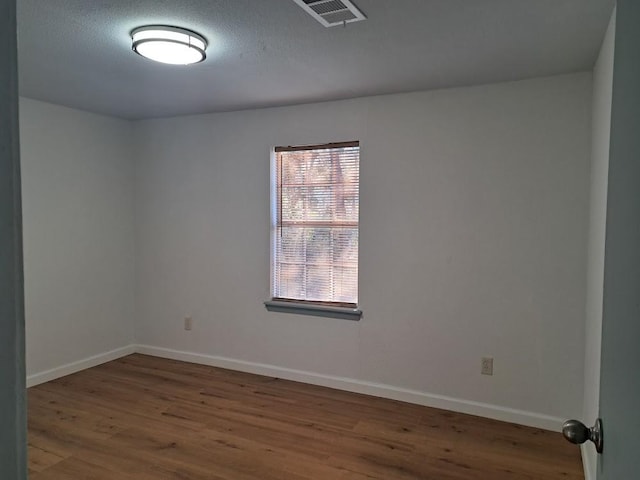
[0,0,26,477]
[20,98,136,379]
[16,72,593,432]
[134,73,592,426]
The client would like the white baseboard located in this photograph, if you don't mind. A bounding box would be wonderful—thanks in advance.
[26,345,137,388]
[26,343,566,432]
[135,344,564,432]
[581,444,596,480]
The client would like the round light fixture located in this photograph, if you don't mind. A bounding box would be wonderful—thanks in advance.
[131,26,207,65]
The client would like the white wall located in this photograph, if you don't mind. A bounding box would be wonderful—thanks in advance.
[134,73,592,424]
[20,98,136,379]
[582,10,615,480]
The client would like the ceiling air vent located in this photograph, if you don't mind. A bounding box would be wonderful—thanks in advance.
[292,0,367,28]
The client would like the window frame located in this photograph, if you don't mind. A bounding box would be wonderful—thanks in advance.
[266,141,362,320]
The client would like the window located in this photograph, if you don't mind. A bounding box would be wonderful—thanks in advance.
[270,141,360,314]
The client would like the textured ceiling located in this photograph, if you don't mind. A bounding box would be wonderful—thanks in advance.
[17,0,615,120]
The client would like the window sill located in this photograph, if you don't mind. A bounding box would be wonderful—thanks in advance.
[264,300,362,321]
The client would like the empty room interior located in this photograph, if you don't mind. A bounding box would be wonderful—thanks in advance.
[8,0,638,478]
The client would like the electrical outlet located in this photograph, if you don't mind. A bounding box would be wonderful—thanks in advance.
[184,316,193,331]
[481,357,494,376]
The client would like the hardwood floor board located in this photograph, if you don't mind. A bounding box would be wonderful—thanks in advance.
[28,429,78,461]
[31,421,214,480]
[167,401,338,461]
[28,399,131,438]
[414,410,582,472]
[28,445,67,473]
[29,457,144,480]
[28,386,172,433]
[326,450,465,480]
[198,391,354,433]
[106,425,315,480]
[117,355,424,425]
[250,377,426,423]
[28,430,139,478]
[28,354,584,479]
[35,378,174,421]
[28,414,116,456]
[119,412,366,480]
[169,392,424,464]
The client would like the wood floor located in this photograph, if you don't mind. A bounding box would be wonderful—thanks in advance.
[28,354,583,479]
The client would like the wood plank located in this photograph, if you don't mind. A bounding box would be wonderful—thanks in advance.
[28,354,584,479]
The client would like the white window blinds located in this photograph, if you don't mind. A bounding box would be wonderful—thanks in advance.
[273,142,359,306]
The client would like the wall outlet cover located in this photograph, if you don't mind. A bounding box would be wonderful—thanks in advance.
[481,357,494,376]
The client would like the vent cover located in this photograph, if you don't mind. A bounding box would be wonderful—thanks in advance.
[292,0,367,27]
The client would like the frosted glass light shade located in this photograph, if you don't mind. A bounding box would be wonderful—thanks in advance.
[132,26,207,65]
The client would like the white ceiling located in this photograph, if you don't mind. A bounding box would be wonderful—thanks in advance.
[17,0,614,120]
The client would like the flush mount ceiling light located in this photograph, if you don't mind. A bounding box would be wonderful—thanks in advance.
[131,26,207,65]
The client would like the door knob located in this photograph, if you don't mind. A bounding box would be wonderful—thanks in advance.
[562,418,603,453]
